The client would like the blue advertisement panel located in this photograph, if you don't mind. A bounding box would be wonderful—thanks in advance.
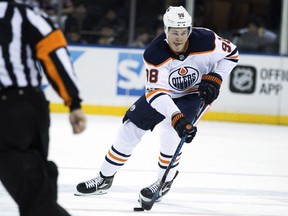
[117,52,146,96]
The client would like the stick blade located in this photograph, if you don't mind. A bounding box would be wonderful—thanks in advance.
[134,207,145,211]
[139,193,157,211]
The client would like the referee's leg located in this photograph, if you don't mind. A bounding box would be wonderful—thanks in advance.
[0,91,70,216]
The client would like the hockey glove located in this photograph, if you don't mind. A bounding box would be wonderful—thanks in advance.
[199,72,222,104]
[171,113,197,143]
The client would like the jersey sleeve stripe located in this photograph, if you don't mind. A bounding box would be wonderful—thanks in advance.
[229,55,239,59]
[35,29,73,106]
[225,47,239,63]
[226,47,238,57]
[225,57,239,63]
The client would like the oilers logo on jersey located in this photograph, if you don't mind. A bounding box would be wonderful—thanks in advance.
[169,66,199,91]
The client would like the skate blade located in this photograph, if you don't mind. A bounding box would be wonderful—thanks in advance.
[74,190,108,196]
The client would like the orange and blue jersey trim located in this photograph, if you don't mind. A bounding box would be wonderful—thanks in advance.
[145,88,171,104]
[225,47,239,63]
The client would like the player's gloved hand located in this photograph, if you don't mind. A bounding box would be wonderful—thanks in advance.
[198,72,222,104]
[171,113,197,143]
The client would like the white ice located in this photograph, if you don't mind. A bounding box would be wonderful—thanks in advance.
[1,114,288,216]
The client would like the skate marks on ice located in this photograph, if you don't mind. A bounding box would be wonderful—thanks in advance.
[57,168,288,216]
[1,170,288,216]
[1,114,288,216]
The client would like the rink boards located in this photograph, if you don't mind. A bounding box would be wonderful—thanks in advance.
[43,45,288,125]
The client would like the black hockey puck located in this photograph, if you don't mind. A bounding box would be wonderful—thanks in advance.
[133,207,144,211]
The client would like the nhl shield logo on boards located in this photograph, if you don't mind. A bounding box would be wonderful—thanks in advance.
[168,66,199,91]
[229,65,256,94]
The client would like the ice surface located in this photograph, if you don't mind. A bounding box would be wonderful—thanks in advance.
[1,114,288,216]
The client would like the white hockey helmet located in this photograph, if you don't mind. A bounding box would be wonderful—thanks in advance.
[163,6,192,37]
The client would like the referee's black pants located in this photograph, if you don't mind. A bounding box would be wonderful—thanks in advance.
[0,88,70,216]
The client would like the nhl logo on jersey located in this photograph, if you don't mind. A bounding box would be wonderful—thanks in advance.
[179,54,185,61]
[169,66,199,91]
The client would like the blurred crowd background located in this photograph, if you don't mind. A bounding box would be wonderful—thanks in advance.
[22,0,282,54]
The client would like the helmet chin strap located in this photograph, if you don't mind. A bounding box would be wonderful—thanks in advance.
[164,26,169,40]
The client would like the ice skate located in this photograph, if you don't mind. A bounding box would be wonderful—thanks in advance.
[139,170,179,209]
[74,172,114,196]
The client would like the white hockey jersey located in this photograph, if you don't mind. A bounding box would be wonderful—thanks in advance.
[144,27,239,120]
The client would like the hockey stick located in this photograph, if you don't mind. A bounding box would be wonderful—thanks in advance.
[139,100,209,211]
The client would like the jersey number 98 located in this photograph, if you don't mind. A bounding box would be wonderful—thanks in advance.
[218,37,232,53]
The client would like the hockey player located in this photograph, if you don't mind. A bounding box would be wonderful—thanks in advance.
[75,5,239,205]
